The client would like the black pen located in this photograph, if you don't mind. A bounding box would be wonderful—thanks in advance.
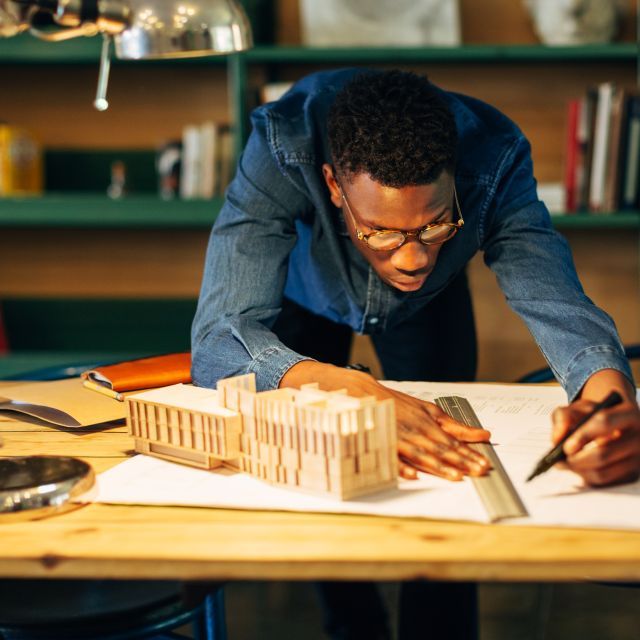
[526,390,623,482]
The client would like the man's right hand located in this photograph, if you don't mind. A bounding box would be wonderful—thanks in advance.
[280,361,491,481]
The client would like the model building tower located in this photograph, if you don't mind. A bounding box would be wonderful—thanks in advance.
[127,373,398,499]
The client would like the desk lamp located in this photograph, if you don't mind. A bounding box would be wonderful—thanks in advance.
[0,0,252,109]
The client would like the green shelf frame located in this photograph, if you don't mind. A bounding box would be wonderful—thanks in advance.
[0,195,223,228]
[0,38,637,64]
[551,212,640,229]
[245,43,640,64]
[0,196,637,229]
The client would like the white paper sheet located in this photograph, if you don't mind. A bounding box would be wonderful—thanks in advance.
[94,382,640,530]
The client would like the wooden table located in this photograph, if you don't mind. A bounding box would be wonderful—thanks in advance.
[2,394,640,583]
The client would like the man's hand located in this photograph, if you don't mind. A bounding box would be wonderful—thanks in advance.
[551,369,640,486]
[280,361,492,482]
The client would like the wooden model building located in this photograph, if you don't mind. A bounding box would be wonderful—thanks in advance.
[126,374,398,499]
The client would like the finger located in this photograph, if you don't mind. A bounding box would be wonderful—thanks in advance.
[564,405,640,455]
[456,442,492,472]
[551,401,597,444]
[404,418,491,470]
[423,403,492,442]
[577,454,640,487]
[567,428,638,471]
[438,416,491,443]
[402,432,488,476]
[398,443,464,481]
[399,459,418,480]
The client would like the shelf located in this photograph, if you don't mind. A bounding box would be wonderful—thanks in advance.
[550,212,640,229]
[246,43,640,64]
[0,195,223,228]
[0,196,637,229]
[0,38,637,65]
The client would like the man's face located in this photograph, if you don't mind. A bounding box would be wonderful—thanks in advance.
[323,164,456,292]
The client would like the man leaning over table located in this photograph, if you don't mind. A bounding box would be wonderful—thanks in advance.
[191,69,640,640]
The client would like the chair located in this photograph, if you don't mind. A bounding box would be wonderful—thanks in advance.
[517,344,640,384]
[0,579,226,640]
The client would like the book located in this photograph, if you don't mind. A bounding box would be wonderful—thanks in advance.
[537,182,565,215]
[603,88,627,213]
[199,121,218,199]
[620,94,640,210]
[180,124,201,200]
[260,82,294,104]
[578,87,598,212]
[217,125,234,196]
[0,124,43,196]
[564,99,580,213]
[589,82,614,213]
[81,352,192,393]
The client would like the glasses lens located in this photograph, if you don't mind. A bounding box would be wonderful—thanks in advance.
[419,224,457,244]
[367,232,405,250]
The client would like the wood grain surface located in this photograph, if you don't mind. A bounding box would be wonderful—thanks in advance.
[2,385,640,582]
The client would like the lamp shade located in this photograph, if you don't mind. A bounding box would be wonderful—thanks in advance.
[114,0,252,59]
[0,0,29,36]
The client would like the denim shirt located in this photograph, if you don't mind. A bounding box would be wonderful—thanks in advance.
[192,68,632,400]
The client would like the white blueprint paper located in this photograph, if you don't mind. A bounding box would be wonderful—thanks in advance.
[94,382,640,530]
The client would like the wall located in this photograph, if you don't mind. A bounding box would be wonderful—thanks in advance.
[2,0,638,386]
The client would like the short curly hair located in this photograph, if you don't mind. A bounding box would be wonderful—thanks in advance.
[327,70,457,187]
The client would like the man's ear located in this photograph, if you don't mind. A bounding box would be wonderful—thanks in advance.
[322,163,342,209]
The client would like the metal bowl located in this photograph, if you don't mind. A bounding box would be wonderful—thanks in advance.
[0,456,95,521]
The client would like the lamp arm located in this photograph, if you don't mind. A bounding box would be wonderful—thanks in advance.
[29,20,98,39]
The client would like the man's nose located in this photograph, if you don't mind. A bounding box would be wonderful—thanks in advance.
[390,240,431,273]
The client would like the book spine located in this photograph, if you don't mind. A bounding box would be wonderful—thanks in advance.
[621,95,640,210]
[603,89,626,213]
[199,121,218,199]
[589,83,614,213]
[180,125,201,200]
[0,124,43,196]
[578,87,598,212]
[564,99,580,213]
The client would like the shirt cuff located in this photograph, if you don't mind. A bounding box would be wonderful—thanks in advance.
[563,345,635,401]
[248,345,315,391]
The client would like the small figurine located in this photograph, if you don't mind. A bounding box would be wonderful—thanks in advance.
[523,0,624,45]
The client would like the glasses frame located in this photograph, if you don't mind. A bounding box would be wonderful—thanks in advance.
[338,180,464,252]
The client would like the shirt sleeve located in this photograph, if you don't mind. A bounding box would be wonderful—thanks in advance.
[191,112,313,391]
[482,136,634,400]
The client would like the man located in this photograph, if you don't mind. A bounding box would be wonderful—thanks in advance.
[192,69,639,638]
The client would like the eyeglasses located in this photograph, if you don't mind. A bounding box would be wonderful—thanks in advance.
[338,182,464,251]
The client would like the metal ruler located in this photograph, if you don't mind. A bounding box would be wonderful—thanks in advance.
[435,395,528,522]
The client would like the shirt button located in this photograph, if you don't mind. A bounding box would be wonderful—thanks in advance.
[368,317,379,325]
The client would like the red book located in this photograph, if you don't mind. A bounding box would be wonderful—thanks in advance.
[564,99,580,213]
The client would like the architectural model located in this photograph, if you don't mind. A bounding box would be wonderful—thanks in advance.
[126,374,398,500]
